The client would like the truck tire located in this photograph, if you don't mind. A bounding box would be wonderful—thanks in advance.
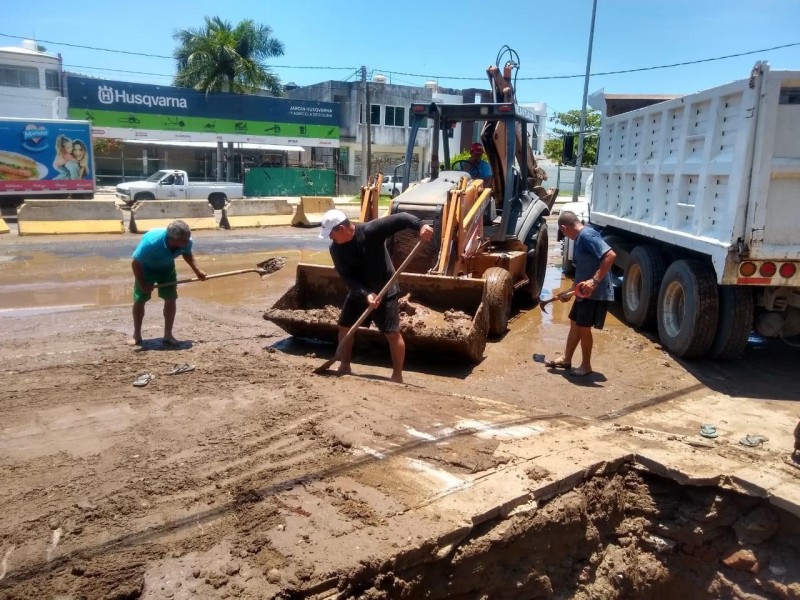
[209,194,227,210]
[657,260,719,358]
[523,221,548,302]
[622,246,666,328]
[134,192,155,202]
[708,286,753,359]
[484,267,513,337]
[561,239,575,275]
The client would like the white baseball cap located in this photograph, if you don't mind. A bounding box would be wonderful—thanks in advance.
[319,209,347,239]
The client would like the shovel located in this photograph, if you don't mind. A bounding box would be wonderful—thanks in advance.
[539,289,575,314]
[314,240,424,375]
[154,256,286,288]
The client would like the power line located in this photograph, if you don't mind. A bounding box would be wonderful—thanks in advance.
[375,41,800,81]
[0,33,357,71]
[2,32,798,83]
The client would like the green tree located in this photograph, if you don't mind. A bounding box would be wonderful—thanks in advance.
[92,138,122,155]
[544,109,601,165]
[173,17,285,95]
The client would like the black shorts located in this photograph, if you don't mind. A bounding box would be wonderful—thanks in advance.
[338,293,400,333]
[568,298,609,329]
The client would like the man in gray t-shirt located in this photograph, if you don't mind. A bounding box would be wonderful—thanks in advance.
[546,211,617,377]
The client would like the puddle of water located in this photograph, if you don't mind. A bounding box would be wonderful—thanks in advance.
[0,249,331,317]
[0,305,94,318]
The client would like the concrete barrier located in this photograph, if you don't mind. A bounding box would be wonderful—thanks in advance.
[0,217,8,234]
[338,204,361,223]
[220,199,293,229]
[130,200,218,233]
[291,196,335,227]
[17,200,124,235]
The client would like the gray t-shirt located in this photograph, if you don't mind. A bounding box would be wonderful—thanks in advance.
[573,227,614,301]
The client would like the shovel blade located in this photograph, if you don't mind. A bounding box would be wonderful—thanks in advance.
[257,256,287,275]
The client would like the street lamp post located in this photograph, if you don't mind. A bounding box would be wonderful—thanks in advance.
[573,0,598,202]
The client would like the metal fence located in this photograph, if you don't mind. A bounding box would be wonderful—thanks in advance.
[540,164,589,195]
[93,143,338,188]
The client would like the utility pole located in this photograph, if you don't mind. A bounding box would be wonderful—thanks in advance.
[573,0,598,202]
[360,65,369,185]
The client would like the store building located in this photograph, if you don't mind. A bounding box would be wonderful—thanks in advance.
[0,40,67,119]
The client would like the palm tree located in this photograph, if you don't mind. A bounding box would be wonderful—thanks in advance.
[173,17,285,95]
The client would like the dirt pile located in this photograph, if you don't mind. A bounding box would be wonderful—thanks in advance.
[337,465,800,599]
[265,295,475,342]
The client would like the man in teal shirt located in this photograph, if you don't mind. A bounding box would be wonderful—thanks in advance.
[130,220,206,346]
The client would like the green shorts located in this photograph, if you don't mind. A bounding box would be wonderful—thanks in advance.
[133,267,178,303]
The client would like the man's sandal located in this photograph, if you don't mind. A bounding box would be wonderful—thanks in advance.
[544,359,572,369]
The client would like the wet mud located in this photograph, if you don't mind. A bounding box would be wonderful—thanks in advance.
[264,295,475,342]
[1,223,799,598]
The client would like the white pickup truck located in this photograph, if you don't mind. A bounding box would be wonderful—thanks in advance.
[116,170,243,209]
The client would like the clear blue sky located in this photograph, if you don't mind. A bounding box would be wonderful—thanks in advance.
[3,0,799,135]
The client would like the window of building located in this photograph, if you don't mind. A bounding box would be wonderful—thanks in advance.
[384,106,405,127]
[0,65,39,88]
[45,69,60,91]
[359,104,381,125]
[780,87,800,105]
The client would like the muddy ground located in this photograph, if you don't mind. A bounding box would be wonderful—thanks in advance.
[1,222,799,599]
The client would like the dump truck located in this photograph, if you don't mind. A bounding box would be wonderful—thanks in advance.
[264,54,558,363]
[588,62,800,359]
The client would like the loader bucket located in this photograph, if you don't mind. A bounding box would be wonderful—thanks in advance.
[264,264,488,363]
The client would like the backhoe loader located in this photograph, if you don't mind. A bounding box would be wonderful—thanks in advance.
[264,55,557,363]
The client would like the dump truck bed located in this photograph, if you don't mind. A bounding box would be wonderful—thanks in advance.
[591,64,800,283]
[264,264,488,363]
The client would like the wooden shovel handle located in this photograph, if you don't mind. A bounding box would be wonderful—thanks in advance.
[315,239,425,374]
[153,268,261,288]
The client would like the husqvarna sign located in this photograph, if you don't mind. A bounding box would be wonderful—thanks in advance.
[66,75,339,147]
[97,84,189,109]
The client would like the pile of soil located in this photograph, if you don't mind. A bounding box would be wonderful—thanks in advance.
[264,295,475,343]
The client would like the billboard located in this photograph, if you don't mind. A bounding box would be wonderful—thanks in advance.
[66,75,340,148]
[0,118,94,193]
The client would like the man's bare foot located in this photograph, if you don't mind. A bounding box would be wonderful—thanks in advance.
[390,373,404,384]
[337,365,352,376]
[128,337,142,346]
[569,366,593,377]
[162,335,181,347]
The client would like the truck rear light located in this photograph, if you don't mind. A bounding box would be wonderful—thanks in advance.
[739,262,757,276]
[498,104,513,112]
[759,262,777,277]
[779,262,797,278]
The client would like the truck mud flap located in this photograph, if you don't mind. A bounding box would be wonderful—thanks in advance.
[263,264,488,363]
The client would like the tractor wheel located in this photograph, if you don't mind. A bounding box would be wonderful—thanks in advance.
[484,267,513,337]
[522,221,548,302]
[561,238,575,275]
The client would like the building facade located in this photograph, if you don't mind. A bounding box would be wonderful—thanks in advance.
[286,77,434,182]
[0,41,67,119]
